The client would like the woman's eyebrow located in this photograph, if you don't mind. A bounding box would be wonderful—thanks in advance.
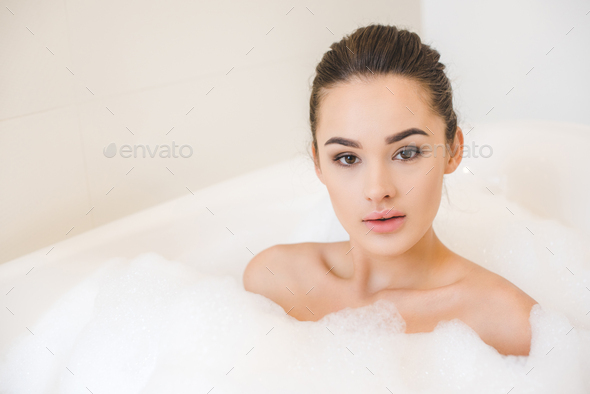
[323,128,429,149]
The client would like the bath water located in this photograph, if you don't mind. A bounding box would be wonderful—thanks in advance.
[1,167,589,393]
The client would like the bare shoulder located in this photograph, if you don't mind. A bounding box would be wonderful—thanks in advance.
[242,242,319,297]
[460,264,539,356]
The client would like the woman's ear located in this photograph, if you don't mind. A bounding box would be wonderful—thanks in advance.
[444,126,464,174]
[312,144,325,184]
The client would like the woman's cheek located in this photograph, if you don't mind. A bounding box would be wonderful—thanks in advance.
[424,178,443,218]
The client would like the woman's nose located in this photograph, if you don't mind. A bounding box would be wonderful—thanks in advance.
[363,163,397,202]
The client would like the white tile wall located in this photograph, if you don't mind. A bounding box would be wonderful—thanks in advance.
[0,107,95,259]
[0,0,75,119]
[421,0,590,127]
[0,0,422,264]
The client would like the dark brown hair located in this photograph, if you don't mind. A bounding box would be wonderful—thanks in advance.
[309,24,459,166]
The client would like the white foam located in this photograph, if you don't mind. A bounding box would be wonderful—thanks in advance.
[1,254,589,393]
[1,166,589,393]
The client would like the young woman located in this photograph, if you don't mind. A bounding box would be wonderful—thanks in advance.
[243,24,538,356]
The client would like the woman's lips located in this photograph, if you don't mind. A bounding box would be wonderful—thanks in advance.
[362,209,405,221]
[363,215,406,233]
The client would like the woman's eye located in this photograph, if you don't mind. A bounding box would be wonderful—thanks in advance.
[334,148,420,167]
[395,147,419,161]
[335,154,359,166]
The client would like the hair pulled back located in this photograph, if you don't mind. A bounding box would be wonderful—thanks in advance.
[309,24,458,164]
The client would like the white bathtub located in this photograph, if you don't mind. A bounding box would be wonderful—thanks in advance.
[1,120,589,393]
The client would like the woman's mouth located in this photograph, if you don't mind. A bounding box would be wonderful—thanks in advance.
[363,215,406,233]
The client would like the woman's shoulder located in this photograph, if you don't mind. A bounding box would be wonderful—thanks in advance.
[242,242,324,296]
[462,262,538,308]
[458,261,539,355]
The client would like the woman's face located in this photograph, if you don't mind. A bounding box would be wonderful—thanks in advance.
[313,74,463,256]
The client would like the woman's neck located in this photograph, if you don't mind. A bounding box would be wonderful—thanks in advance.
[347,226,454,296]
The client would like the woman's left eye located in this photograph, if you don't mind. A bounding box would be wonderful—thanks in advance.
[334,147,421,168]
[394,147,420,161]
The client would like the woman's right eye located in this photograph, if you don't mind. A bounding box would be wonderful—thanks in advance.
[334,154,359,167]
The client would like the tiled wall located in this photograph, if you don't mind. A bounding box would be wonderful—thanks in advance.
[0,0,422,263]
